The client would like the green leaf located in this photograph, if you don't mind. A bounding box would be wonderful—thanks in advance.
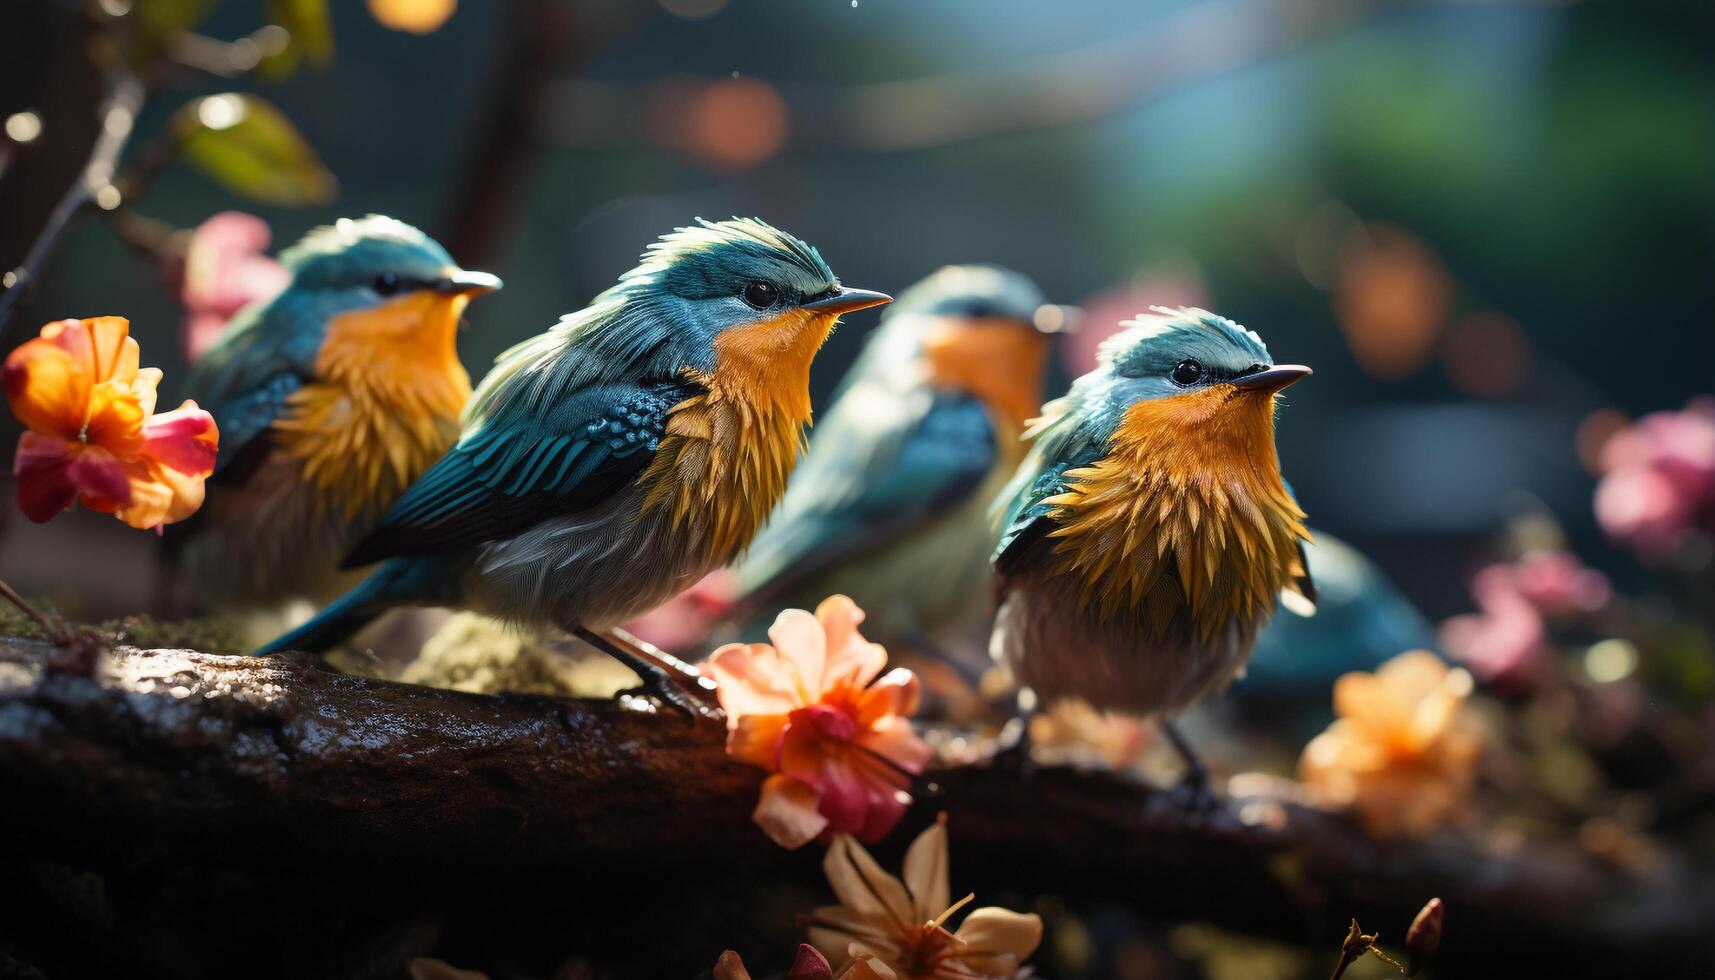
[175,94,338,206]
[257,0,335,80]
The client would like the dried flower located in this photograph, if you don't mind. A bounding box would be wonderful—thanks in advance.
[714,945,893,980]
[177,211,288,360]
[1299,651,1483,838]
[1593,398,1715,562]
[707,595,931,849]
[806,818,1043,979]
[1404,897,1443,976]
[5,317,218,529]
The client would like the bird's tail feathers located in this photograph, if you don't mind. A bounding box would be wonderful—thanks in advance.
[253,560,426,656]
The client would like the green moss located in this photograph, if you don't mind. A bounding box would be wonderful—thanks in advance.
[98,616,247,654]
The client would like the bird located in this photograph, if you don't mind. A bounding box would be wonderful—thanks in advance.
[990,306,1315,791]
[176,215,501,611]
[730,265,1066,661]
[255,218,890,711]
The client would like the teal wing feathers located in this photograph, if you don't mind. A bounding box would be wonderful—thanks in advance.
[186,294,326,477]
[736,391,999,604]
[341,378,701,566]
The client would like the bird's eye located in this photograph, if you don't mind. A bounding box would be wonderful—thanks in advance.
[742,281,780,309]
[373,273,402,295]
[1171,359,1204,386]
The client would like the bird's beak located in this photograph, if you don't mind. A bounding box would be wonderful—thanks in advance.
[803,286,891,314]
[1232,364,1312,392]
[1031,304,1080,334]
[434,269,503,296]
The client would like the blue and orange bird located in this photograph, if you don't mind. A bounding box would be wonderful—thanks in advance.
[991,307,1316,788]
[732,265,1064,656]
[256,219,889,709]
[178,216,500,610]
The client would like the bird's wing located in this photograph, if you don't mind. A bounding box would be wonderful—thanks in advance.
[205,372,302,480]
[991,404,1108,579]
[1280,480,1318,615]
[341,377,701,567]
[737,388,1000,604]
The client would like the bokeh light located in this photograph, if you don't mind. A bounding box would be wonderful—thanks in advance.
[368,0,458,35]
[1334,222,1451,380]
[1443,311,1533,398]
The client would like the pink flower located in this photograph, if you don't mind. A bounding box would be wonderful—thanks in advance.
[178,211,289,360]
[1441,565,1547,689]
[622,569,737,652]
[1510,551,1611,616]
[4,317,219,529]
[1594,399,1715,562]
[706,595,931,850]
[1441,551,1610,689]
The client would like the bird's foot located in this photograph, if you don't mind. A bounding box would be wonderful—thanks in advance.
[987,715,1035,775]
[1157,718,1221,816]
[573,625,721,721]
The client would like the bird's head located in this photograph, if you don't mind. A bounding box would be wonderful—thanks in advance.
[1073,307,1309,470]
[879,264,1071,423]
[605,218,889,382]
[280,215,500,352]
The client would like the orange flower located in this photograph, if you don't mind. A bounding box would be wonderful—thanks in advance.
[1299,651,1484,838]
[706,595,931,850]
[4,317,218,529]
[806,819,1043,979]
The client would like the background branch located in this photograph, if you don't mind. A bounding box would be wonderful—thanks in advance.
[1,637,1708,977]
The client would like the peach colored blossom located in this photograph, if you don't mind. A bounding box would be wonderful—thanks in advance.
[806,819,1043,980]
[1300,651,1484,838]
[706,595,930,849]
[4,317,217,530]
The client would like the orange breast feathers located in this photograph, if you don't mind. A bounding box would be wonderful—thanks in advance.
[920,318,1051,435]
[1043,383,1310,641]
[638,306,841,559]
[274,291,474,520]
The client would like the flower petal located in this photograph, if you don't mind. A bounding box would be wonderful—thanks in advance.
[12,432,78,522]
[901,816,949,922]
[854,667,921,727]
[835,953,895,980]
[769,607,828,696]
[821,833,914,935]
[65,446,136,511]
[115,457,208,529]
[82,316,137,385]
[786,944,834,980]
[82,380,147,454]
[753,773,828,850]
[708,641,807,722]
[727,712,788,770]
[141,400,219,476]
[955,907,1044,973]
[857,717,932,776]
[817,595,887,691]
[3,321,92,437]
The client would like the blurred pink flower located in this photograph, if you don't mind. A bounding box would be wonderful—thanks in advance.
[178,212,289,361]
[621,569,737,652]
[1441,565,1547,689]
[1442,551,1611,688]
[1510,551,1611,616]
[1594,398,1715,562]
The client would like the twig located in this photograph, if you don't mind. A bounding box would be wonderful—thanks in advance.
[0,70,145,340]
[0,575,59,640]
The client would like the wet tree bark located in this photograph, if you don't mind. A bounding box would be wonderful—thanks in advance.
[0,637,1709,978]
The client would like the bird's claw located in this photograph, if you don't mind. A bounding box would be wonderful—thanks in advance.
[574,625,721,721]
